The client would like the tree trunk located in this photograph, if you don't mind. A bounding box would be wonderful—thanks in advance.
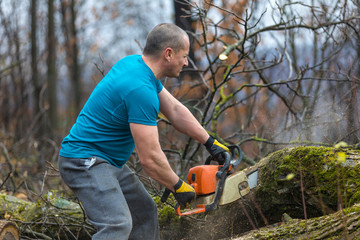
[60,0,82,119]
[30,0,39,115]
[69,0,81,116]
[233,202,360,239]
[30,0,44,138]
[174,0,195,62]
[47,0,57,131]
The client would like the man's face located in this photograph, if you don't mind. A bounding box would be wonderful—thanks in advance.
[167,36,189,78]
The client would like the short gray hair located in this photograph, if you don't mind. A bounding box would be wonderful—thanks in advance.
[143,23,188,57]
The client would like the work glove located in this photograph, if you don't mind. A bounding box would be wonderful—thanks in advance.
[173,178,196,208]
[204,135,229,165]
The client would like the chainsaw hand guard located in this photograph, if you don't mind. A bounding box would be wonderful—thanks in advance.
[175,203,206,216]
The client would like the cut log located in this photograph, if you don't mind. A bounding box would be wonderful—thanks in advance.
[233,202,360,239]
[249,146,360,220]
[0,220,19,240]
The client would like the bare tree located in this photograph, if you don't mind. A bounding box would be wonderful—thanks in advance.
[60,0,82,117]
[47,0,57,131]
[30,0,46,138]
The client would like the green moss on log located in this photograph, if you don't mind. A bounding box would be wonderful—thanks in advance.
[256,146,360,218]
[0,194,33,221]
[0,191,94,238]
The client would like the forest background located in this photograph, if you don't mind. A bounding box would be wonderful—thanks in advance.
[0,0,360,238]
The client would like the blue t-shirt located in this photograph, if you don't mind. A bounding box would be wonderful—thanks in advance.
[59,55,163,167]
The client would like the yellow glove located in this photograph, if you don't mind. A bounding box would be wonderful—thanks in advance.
[173,178,196,208]
[204,136,229,164]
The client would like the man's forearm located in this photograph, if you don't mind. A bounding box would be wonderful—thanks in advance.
[140,151,179,191]
[130,123,179,191]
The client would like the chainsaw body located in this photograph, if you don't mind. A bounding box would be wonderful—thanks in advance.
[174,145,251,216]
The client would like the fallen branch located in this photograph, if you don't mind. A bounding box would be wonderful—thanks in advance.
[0,192,95,239]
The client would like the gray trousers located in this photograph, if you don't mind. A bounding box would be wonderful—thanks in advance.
[58,156,160,240]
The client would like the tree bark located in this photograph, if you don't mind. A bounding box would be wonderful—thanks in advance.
[47,0,57,131]
[30,0,44,138]
[174,0,195,62]
[60,0,82,118]
[30,0,39,115]
[233,202,360,239]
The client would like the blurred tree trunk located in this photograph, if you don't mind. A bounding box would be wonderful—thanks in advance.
[69,0,81,116]
[31,0,43,137]
[61,0,81,118]
[0,1,28,140]
[13,22,27,140]
[174,0,195,64]
[346,81,359,143]
[47,0,57,132]
[342,0,360,144]
[347,1,360,143]
[0,7,11,131]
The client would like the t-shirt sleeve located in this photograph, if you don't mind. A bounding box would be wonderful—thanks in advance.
[156,80,163,93]
[125,87,160,125]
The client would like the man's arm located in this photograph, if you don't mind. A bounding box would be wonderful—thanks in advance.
[130,123,179,191]
[159,87,209,144]
[130,122,196,206]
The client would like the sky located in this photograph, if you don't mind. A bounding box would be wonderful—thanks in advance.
[80,0,175,62]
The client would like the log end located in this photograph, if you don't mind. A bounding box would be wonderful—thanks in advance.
[0,220,19,240]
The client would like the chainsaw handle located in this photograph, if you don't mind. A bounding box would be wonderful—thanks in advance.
[205,145,242,169]
[228,145,243,169]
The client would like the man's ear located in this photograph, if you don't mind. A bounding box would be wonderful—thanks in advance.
[164,47,172,62]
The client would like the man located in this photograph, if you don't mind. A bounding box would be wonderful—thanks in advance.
[58,23,228,240]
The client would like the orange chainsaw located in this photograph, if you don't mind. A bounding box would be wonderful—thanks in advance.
[161,145,255,216]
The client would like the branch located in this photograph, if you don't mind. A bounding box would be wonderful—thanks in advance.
[219,16,360,58]
[0,61,23,77]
